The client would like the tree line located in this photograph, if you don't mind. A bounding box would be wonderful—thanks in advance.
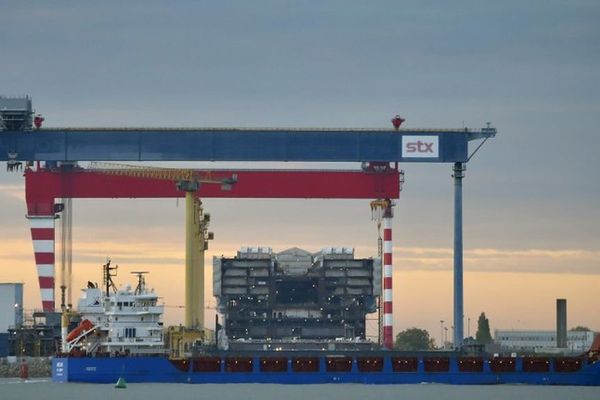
[394,313,592,350]
[394,312,492,350]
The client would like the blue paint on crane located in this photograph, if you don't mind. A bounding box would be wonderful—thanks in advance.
[0,128,493,163]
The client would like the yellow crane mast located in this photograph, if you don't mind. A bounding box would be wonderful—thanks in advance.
[88,162,236,331]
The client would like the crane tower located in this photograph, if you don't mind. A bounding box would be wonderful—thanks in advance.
[88,162,236,330]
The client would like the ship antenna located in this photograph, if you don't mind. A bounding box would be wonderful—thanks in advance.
[131,271,149,295]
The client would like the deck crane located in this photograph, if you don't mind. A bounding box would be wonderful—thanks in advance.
[87,162,238,331]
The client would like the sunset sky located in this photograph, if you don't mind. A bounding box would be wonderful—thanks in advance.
[1,1,599,344]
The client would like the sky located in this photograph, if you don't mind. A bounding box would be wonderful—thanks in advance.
[0,1,599,344]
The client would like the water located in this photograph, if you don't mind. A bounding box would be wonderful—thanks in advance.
[1,379,599,400]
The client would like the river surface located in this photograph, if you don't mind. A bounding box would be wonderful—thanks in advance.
[1,378,599,400]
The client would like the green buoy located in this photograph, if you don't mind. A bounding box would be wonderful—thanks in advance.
[115,377,127,389]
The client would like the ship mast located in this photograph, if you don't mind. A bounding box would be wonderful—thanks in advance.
[103,259,118,297]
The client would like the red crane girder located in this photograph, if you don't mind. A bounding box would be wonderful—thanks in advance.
[25,167,401,215]
[24,166,400,312]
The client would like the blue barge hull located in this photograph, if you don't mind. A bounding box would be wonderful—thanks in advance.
[52,355,600,385]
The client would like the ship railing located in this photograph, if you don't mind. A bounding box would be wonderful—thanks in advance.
[86,336,103,354]
[66,325,98,351]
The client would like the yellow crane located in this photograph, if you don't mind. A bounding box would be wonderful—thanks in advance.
[88,162,237,331]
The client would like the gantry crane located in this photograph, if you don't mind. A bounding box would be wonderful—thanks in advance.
[10,94,495,349]
[87,162,238,331]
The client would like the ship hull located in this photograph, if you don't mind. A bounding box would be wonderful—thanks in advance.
[52,355,600,385]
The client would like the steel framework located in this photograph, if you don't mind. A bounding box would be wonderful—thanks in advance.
[5,111,497,349]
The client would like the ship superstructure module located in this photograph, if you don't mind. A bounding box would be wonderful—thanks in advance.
[4,96,600,385]
[213,247,380,351]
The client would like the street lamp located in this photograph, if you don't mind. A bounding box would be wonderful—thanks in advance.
[467,317,471,338]
[440,320,444,350]
[444,327,448,349]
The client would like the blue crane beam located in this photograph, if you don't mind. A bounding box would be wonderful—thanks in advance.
[0,127,495,163]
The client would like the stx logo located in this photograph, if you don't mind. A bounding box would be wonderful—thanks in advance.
[405,140,434,153]
[401,136,439,158]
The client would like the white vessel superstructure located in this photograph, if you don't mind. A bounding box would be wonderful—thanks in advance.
[64,262,165,355]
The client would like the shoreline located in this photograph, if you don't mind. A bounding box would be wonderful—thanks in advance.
[0,358,51,378]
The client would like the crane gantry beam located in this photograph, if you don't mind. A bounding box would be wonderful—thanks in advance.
[1,127,495,164]
[25,167,401,215]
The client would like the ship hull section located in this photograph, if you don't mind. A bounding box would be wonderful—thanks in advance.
[52,356,600,385]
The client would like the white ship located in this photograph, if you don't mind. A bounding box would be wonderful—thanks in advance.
[63,261,165,355]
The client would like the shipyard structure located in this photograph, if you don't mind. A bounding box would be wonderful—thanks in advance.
[213,247,380,351]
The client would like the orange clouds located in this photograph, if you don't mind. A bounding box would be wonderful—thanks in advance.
[392,270,600,345]
[1,233,598,340]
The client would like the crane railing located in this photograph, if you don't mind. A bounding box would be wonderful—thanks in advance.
[87,162,237,188]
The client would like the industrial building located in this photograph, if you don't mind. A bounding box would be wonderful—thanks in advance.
[213,247,380,350]
[0,283,24,332]
[0,96,33,132]
[494,299,596,354]
[0,283,24,357]
[1,281,60,357]
[494,330,596,353]
[7,312,61,357]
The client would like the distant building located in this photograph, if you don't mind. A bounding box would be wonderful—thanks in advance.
[0,333,7,357]
[0,283,24,333]
[495,329,595,353]
[0,282,63,357]
[7,311,62,357]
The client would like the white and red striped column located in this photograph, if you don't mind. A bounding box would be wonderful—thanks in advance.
[383,209,394,349]
[28,216,55,312]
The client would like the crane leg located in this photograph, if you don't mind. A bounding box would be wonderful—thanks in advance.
[185,191,195,328]
[371,198,395,350]
[185,192,206,330]
[382,205,394,350]
[27,214,56,312]
[193,198,205,330]
[453,162,465,347]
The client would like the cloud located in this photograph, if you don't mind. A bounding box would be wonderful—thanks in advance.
[3,234,599,276]
[393,247,600,275]
[2,236,599,333]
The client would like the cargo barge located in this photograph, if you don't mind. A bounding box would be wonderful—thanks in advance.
[52,352,600,385]
[51,253,600,385]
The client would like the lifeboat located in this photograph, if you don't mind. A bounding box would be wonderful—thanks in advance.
[67,319,95,342]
